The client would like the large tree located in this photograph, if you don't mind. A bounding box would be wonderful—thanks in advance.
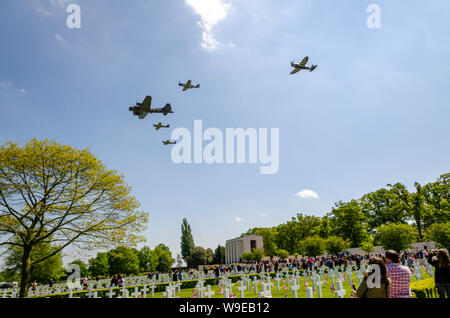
[360,187,408,230]
[376,223,418,252]
[4,240,64,283]
[0,139,148,297]
[88,252,110,277]
[154,244,174,272]
[328,200,369,247]
[213,245,225,264]
[186,246,213,268]
[180,218,195,265]
[107,246,140,275]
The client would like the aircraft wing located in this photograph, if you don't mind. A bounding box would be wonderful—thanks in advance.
[299,56,309,67]
[290,68,301,75]
[183,80,191,91]
[141,96,152,112]
[138,113,148,120]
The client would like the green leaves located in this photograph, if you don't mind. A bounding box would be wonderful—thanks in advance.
[376,223,418,252]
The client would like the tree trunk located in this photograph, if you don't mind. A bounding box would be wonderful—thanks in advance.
[19,246,32,298]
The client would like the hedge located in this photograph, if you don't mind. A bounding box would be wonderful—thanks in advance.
[411,277,438,298]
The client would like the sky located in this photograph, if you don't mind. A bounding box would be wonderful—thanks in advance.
[0,0,449,264]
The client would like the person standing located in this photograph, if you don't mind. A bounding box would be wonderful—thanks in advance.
[427,249,450,298]
[385,250,412,298]
[356,257,391,298]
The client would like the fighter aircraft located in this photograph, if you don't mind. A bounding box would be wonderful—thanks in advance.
[153,122,170,131]
[163,140,177,145]
[178,80,200,91]
[129,96,173,119]
[290,56,318,74]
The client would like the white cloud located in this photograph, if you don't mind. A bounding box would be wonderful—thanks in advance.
[185,0,231,51]
[0,81,26,94]
[260,213,267,217]
[36,8,52,16]
[295,189,319,199]
[234,217,243,222]
[48,0,70,9]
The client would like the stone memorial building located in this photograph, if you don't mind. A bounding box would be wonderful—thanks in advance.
[225,234,263,264]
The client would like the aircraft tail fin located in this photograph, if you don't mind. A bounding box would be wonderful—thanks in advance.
[195,84,200,89]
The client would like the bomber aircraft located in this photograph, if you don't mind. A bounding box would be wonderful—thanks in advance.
[163,140,177,145]
[129,96,173,119]
[153,122,170,130]
[290,56,318,74]
[179,80,200,91]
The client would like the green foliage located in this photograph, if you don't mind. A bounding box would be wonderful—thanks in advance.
[154,244,174,272]
[181,218,195,264]
[376,223,418,252]
[4,241,64,283]
[186,246,213,268]
[300,236,326,256]
[360,239,374,254]
[328,200,369,247]
[411,277,438,298]
[136,246,158,272]
[360,187,408,230]
[425,222,450,250]
[241,248,265,262]
[276,249,289,260]
[325,236,350,256]
[0,139,148,297]
[107,246,140,275]
[213,245,225,264]
[88,253,110,277]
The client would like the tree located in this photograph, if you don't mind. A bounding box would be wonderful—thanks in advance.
[360,188,408,230]
[88,252,110,277]
[328,200,369,247]
[422,174,450,226]
[136,246,158,272]
[425,222,450,250]
[376,223,418,252]
[276,249,289,260]
[186,246,213,268]
[154,244,174,272]
[107,246,140,275]
[180,218,195,265]
[4,240,64,283]
[325,236,350,256]
[300,236,326,257]
[213,245,225,264]
[360,238,375,254]
[241,252,254,261]
[387,183,429,240]
[251,248,265,261]
[0,139,148,297]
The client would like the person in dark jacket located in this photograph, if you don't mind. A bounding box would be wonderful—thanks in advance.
[427,249,450,298]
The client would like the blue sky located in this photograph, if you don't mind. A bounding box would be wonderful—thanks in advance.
[1,0,449,262]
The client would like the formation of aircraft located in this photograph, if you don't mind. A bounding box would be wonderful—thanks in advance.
[129,96,173,119]
[179,80,200,91]
[130,58,318,147]
[153,122,170,130]
[290,56,318,74]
